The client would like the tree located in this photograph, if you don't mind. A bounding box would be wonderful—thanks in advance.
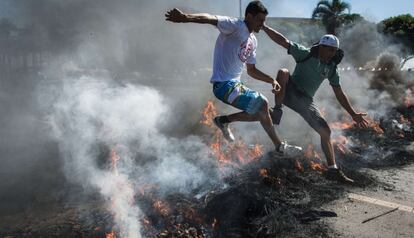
[312,0,351,35]
[340,13,364,25]
[380,14,414,54]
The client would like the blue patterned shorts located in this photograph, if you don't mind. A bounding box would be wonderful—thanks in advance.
[213,80,267,115]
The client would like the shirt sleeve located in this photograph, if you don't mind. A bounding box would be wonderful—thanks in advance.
[328,67,340,86]
[287,41,311,62]
[246,36,257,64]
[216,15,239,35]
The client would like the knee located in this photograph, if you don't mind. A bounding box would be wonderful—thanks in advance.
[276,68,290,84]
[277,68,289,77]
[278,68,289,75]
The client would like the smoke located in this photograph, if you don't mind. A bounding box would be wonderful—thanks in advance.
[338,21,413,113]
[368,53,414,104]
[0,0,234,234]
[1,1,412,237]
[45,68,220,236]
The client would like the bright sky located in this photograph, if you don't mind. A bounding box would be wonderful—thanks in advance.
[260,0,414,22]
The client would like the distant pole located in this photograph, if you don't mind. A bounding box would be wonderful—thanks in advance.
[239,0,242,19]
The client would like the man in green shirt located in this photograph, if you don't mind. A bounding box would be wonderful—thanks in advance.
[262,24,369,183]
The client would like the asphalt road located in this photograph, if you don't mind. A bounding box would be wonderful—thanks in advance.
[322,164,414,238]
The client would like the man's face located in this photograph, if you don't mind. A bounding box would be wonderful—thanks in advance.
[246,12,267,33]
[319,45,338,62]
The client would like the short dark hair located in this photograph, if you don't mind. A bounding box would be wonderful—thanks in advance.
[245,1,268,17]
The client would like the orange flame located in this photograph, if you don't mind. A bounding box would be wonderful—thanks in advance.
[200,101,264,175]
[153,200,171,217]
[330,115,384,134]
[200,100,218,127]
[332,135,352,155]
[329,120,354,130]
[365,117,384,134]
[106,231,116,238]
[309,161,326,171]
[304,144,322,161]
[304,144,325,171]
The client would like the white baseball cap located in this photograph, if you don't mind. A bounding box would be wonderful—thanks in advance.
[319,34,339,48]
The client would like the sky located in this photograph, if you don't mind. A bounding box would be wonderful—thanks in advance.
[247,0,414,23]
[0,0,413,26]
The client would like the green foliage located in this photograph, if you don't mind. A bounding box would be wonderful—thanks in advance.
[380,14,414,53]
[312,0,351,35]
[339,13,364,25]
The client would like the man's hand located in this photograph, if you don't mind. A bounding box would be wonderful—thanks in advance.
[271,80,281,94]
[352,112,369,128]
[165,8,188,23]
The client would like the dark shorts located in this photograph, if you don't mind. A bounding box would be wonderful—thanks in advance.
[213,79,266,115]
[283,81,329,130]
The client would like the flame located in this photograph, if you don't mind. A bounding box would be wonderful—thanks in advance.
[294,160,304,172]
[200,100,218,127]
[106,231,116,238]
[365,117,384,134]
[200,101,264,175]
[309,161,326,171]
[329,118,354,130]
[332,135,353,155]
[304,144,322,161]
[260,168,283,186]
[153,200,171,217]
[249,144,264,158]
[330,115,384,134]
[304,144,325,171]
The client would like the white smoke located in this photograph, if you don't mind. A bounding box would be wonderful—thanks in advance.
[44,63,220,237]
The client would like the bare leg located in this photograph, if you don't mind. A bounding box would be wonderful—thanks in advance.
[227,111,257,122]
[317,127,336,166]
[274,68,289,107]
[225,101,281,148]
[257,100,282,148]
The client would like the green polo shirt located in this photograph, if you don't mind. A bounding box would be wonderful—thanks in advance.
[288,41,340,98]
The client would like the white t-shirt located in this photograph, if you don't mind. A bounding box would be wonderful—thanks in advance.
[210,16,257,83]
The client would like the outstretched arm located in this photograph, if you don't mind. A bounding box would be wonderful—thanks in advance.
[246,64,281,93]
[165,8,218,26]
[332,86,369,127]
[262,24,290,49]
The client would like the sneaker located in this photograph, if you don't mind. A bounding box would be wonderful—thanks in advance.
[269,106,283,125]
[275,141,303,157]
[213,116,235,142]
[325,168,354,184]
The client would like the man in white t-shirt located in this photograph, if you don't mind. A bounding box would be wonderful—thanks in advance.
[166,1,301,155]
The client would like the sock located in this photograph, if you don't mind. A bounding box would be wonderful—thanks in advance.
[328,164,338,169]
[219,116,230,124]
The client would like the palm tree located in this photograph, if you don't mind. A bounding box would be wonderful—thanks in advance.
[312,0,351,35]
